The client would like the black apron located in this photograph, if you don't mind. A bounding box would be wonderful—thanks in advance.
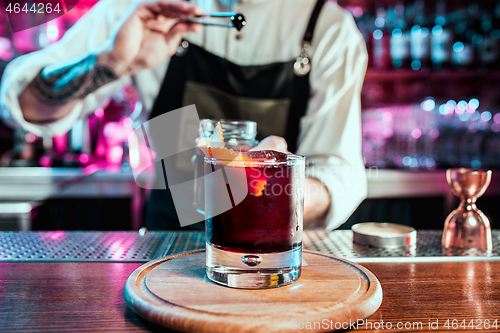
[145,0,325,230]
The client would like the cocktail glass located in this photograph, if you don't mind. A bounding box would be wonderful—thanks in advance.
[204,151,305,289]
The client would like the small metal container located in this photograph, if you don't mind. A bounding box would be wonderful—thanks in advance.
[352,223,417,248]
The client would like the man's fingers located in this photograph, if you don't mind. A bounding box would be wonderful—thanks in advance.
[144,16,202,35]
[163,21,202,50]
[144,16,177,33]
[140,1,202,33]
[250,136,289,153]
[143,1,202,19]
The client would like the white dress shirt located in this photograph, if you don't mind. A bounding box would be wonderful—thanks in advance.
[0,0,368,230]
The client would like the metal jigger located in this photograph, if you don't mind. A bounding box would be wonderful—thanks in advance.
[442,168,492,250]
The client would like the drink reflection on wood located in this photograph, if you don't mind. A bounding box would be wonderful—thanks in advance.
[1,234,500,332]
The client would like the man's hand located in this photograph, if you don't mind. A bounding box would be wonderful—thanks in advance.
[250,135,289,153]
[303,177,331,229]
[20,1,202,123]
[251,135,331,228]
[99,1,202,77]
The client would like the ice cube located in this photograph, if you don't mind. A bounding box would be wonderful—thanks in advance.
[244,150,288,161]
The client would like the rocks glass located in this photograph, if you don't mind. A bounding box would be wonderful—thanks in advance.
[204,151,305,289]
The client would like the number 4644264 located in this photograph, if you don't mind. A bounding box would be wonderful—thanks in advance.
[444,319,498,330]
[6,2,61,14]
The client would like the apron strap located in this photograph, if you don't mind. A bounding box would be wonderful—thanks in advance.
[151,0,327,152]
[304,0,326,43]
[285,0,326,153]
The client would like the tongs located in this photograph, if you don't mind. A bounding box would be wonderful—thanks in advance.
[184,12,246,31]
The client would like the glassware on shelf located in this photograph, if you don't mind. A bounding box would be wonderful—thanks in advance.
[442,168,492,250]
[361,96,500,170]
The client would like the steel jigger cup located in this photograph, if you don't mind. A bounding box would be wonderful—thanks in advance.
[442,168,492,250]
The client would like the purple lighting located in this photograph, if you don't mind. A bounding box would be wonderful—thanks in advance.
[429,129,440,139]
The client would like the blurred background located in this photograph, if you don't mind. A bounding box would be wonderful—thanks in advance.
[0,0,499,231]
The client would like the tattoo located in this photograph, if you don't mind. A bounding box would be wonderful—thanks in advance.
[32,54,119,106]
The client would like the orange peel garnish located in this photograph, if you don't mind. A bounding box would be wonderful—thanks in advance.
[250,179,267,197]
[217,122,224,142]
[199,146,239,160]
[197,122,267,196]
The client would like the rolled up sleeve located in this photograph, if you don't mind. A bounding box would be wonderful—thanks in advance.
[0,0,132,136]
[296,7,368,230]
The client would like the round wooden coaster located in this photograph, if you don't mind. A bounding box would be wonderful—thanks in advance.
[124,250,382,333]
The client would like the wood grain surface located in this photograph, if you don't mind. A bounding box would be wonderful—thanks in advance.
[0,260,500,332]
[124,250,382,333]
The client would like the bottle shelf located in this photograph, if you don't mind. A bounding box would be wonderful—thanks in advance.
[364,69,500,82]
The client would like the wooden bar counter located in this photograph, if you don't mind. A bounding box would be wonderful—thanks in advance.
[1,262,499,331]
[1,231,499,332]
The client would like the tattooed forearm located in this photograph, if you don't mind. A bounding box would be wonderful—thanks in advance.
[31,54,118,107]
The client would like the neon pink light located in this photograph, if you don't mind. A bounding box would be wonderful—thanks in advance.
[39,156,51,167]
[25,133,37,143]
[94,108,105,118]
[123,117,133,128]
[79,154,89,164]
[411,129,422,139]
[49,231,64,240]
[494,113,500,124]
[53,135,67,153]
[108,146,123,164]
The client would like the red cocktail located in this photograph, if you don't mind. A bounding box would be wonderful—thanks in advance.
[204,150,305,289]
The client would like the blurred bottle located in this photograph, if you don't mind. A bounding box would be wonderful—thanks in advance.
[372,5,392,69]
[480,1,500,69]
[478,12,499,68]
[431,1,453,70]
[468,3,483,69]
[495,2,500,68]
[452,4,477,69]
[410,0,431,70]
[390,2,411,69]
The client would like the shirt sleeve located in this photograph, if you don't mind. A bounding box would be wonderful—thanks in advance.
[0,0,133,137]
[296,7,368,231]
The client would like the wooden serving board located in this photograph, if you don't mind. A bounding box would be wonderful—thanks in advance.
[124,250,382,333]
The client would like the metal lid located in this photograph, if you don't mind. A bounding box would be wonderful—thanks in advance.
[352,223,417,248]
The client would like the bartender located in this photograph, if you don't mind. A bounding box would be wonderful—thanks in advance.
[0,0,368,230]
